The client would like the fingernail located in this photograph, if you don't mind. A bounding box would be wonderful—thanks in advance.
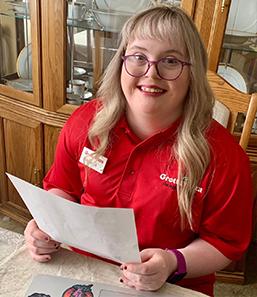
[119,278,123,283]
[120,265,123,270]
[45,256,51,261]
[123,266,127,270]
[45,237,49,242]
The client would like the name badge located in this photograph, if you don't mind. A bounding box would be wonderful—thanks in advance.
[79,147,107,174]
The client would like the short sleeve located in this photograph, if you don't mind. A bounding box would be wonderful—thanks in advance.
[43,100,99,201]
[199,144,253,260]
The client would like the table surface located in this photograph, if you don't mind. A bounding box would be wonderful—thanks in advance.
[0,227,207,297]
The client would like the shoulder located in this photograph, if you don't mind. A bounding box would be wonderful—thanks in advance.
[206,120,249,168]
[59,99,101,156]
[65,99,100,129]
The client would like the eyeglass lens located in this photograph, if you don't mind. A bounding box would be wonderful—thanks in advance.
[124,55,185,80]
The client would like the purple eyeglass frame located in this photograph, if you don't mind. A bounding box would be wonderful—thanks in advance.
[122,55,191,81]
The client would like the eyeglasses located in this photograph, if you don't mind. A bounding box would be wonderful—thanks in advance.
[122,54,191,81]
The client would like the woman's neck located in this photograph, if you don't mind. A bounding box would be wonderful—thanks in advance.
[126,110,179,140]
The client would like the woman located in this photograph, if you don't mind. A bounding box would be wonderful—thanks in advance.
[24,5,253,296]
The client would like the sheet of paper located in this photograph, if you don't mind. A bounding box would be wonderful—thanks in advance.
[7,173,140,264]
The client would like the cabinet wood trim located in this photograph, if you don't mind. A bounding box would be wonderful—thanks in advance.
[30,0,42,106]
[0,85,34,105]
[193,0,217,49]
[0,202,31,225]
[0,118,8,204]
[181,0,196,16]
[207,0,231,71]
[0,95,68,127]
[41,0,66,111]
[57,103,78,115]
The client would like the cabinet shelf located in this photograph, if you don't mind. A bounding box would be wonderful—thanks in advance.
[67,18,102,30]
[223,41,257,54]
[0,11,30,19]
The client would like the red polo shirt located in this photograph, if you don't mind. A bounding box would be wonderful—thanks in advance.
[44,99,253,296]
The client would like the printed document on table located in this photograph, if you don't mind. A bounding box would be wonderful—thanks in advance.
[7,173,140,264]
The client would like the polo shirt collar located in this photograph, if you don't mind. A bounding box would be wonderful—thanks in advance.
[114,114,182,146]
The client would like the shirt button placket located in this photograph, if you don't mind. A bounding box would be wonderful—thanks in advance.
[129,169,135,175]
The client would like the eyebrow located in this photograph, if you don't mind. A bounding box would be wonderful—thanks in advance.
[127,45,184,57]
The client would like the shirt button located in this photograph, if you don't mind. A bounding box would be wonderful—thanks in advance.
[129,170,135,175]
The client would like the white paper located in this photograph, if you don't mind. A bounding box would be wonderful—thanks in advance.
[7,173,140,264]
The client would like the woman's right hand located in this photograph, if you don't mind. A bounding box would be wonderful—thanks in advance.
[24,219,60,262]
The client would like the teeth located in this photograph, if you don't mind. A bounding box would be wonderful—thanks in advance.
[141,86,163,93]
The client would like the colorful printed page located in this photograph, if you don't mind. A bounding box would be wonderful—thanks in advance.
[7,173,140,264]
[25,275,172,297]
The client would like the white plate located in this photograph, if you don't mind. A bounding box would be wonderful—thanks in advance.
[16,44,32,79]
[83,91,93,100]
[95,0,150,13]
[74,67,86,76]
[217,64,248,93]
[93,9,132,32]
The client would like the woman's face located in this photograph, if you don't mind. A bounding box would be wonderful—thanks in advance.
[121,36,190,127]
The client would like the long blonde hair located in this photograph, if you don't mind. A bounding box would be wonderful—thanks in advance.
[88,5,214,228]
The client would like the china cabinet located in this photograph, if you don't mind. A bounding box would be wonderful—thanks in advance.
[0,0,256,284]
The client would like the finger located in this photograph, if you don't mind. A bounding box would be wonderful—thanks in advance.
[122,249,159,276]
[121,275,153,291]
[120,249,154,270]
[25,219,51,242]
[31,227,52,242]
[140,249,156,262]
[123,261,157,276]
[29,250,52,263]
[27,237,60,249]
[122,269,159,285]
[120,276,135,289]
[29,243,60,255]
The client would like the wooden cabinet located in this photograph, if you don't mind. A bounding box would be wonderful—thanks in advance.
[0,0,256,285]
[44,125,62,173]
[0,0,42,106]
[0,0,69,222]
[0,110,43,224]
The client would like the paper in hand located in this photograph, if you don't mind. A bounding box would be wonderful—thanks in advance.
[7,173,140,264]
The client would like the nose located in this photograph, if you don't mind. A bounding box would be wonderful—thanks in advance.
[145,62,159,78]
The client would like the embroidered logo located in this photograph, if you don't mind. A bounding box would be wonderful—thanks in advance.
[159,173,203,193]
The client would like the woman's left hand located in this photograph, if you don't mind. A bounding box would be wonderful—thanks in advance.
[120,248,177,291]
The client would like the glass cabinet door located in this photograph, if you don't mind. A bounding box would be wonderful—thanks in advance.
[217,0,257,134]
[65,0,155,107]
[218,0,257,94]
[0,0,41,106]
[42,0,187,113]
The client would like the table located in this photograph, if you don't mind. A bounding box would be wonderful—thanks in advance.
[0,227,207,297]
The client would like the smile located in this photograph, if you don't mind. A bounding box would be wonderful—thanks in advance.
[140,86,164,93]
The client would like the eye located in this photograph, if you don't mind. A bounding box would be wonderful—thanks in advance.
[134,54,147,61]
[161,57,180,67]
[127,54,147,65]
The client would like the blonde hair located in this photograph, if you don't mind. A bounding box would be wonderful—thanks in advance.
[88,5,214,228]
